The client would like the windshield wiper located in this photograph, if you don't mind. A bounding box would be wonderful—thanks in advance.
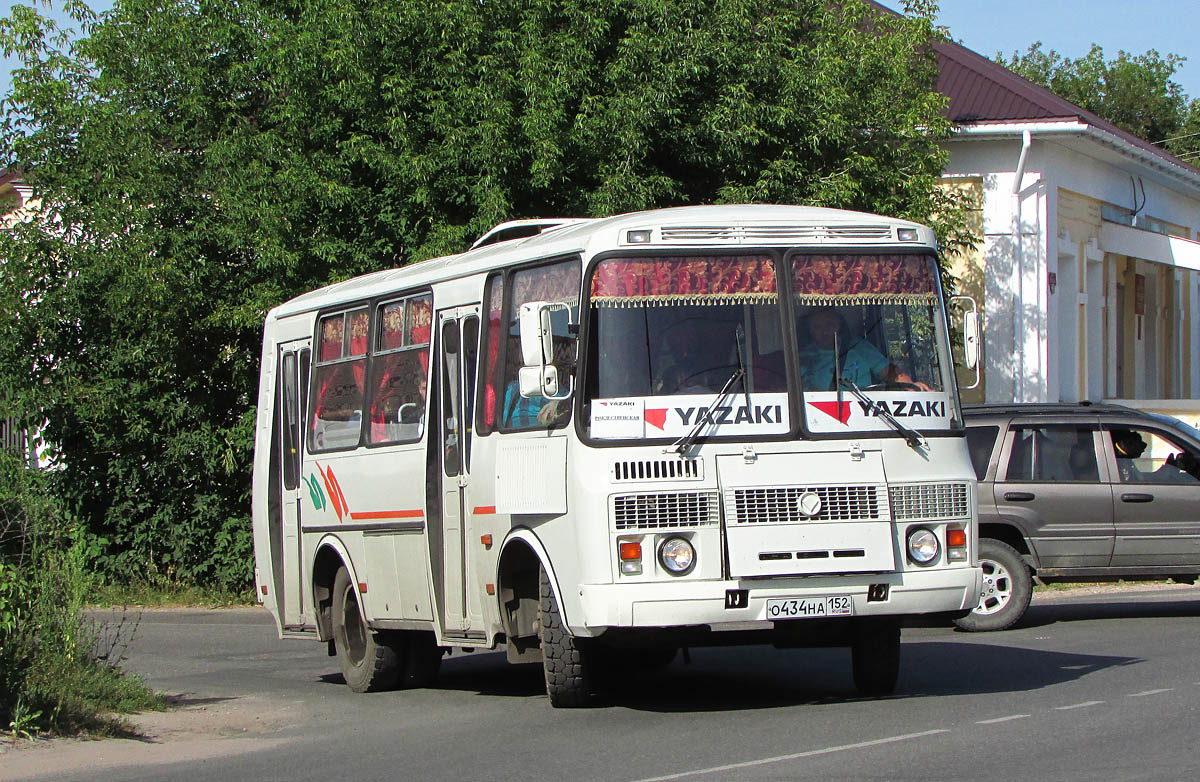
[667,367,744,455]
[836,376,929,452]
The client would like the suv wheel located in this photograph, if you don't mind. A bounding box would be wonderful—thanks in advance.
[954,539,1032,632]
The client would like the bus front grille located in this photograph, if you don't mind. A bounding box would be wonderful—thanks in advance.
[726,485,887,524]
[888,482,970,520]
[612,491,720,530]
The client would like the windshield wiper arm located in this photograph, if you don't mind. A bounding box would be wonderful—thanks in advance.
[667,367,744,455]
[735,323,752,413]
[836,376,928,452]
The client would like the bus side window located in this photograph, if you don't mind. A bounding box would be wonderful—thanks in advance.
[479,273,505,435]
[309,308,369,452]
[368,294,432,445]
[501,260,580,431]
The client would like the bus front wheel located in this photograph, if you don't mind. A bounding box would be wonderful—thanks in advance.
[538,566,594,707]
[332,566,403,692]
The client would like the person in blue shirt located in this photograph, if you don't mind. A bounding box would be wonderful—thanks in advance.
[797,307,892,391]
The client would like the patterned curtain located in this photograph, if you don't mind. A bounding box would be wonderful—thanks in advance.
[791,255,936,305]
[590,256,777,307]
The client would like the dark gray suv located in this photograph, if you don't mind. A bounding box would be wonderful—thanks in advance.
[959,402,1200,631]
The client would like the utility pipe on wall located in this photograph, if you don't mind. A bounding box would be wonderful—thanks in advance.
[1011,129,1032,401]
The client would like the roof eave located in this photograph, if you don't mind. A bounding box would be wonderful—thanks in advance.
[949,120,1200,191]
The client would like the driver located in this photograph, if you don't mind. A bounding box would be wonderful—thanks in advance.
[797,307,891,390]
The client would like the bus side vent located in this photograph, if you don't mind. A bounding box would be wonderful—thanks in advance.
[612,491,720,530]
[657,224,893,244]
[612,459,702,482]
[889,483,970,520]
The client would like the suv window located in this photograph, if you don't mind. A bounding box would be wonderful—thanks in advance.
[1108,427,1200,485]
[965,425,999,480]
[1005,425,1099,482]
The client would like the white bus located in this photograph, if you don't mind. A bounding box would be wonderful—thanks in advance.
[251,204,983,706]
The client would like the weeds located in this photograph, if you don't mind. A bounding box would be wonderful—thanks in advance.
[1,455,164,737]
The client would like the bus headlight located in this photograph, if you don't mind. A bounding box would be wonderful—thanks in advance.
[658,537,696,575]
[907,528,940,565]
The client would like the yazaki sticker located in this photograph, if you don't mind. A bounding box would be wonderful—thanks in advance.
[591,394,790,439]
[803,391,951,433]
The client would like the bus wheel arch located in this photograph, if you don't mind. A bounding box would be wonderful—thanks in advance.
[312,539,352,641]
[497,532,557,664]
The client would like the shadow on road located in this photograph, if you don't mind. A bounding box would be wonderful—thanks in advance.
[365,639,1139,713]
[1012,595,1200,630]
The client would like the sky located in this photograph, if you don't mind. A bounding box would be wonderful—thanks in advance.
[910,0,1200,100]
[2,1,1199,105]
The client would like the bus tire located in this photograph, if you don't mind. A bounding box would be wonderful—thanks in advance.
[332,566,403,693]
[538,566,593,707]
[953,538,1032,632]
[401,631,443,689]
[851,621,901,696]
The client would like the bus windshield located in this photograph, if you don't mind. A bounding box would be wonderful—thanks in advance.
[583,254,789,440]
[582,252,955,440]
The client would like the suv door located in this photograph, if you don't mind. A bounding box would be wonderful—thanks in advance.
[993,421,1114,569]
[1103,423,1200,567]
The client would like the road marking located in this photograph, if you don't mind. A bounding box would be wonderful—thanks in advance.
[1055,701,1104,710]
[975,714,1029,725]
[628,729,950,782]
[1128,688,1173,697]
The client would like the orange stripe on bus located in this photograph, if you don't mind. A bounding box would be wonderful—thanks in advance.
[347,509,425,520]
[472,506,497,515]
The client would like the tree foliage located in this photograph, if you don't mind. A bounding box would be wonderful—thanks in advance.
[0,0,971,589]
[998,42,1200,160]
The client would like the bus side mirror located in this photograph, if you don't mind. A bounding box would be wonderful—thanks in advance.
[518,301,572,399]
[951,295,981,391]
[963,311,980,370]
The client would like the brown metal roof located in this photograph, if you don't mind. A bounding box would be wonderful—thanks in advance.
[863,1,1198,176]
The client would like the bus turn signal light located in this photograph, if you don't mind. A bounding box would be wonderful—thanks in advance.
[947,527,967,561]
[618,539,643,576]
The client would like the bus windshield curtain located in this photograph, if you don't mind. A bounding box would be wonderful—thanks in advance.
[589,256,777,307]
[790,255,936,305]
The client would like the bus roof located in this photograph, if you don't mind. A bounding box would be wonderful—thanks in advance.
[269,204,933,320]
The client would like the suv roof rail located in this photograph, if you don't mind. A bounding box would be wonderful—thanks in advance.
[962,401,1140,416]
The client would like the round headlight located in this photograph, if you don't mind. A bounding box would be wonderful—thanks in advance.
[907,528,940,564]
[658,537,696,575]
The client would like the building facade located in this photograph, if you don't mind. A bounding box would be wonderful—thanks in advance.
[936,39,1200,428]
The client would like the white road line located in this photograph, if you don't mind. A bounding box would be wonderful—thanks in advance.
[628,729,950,782]
[1055,701,1104,710]
[975,714,1030,725]
[1128,688,1173,697]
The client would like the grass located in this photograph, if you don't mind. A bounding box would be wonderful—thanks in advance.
[90,578,255,609]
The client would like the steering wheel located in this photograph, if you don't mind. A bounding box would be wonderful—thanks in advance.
[862,381,925,392]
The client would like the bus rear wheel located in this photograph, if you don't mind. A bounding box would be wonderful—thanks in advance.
[332,566,403,692]
[538,566,594,707]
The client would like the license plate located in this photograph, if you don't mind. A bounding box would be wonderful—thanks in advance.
[765,595,853,619]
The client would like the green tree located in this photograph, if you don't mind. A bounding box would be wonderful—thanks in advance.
[0,0,971,590]
[998,42,1200,159]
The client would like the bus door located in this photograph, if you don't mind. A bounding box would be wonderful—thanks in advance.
[434,307,481,634]
[275,339,311,628]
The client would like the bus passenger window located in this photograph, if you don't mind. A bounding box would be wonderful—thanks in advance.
[367,294,432,445]
[310,309,368,451]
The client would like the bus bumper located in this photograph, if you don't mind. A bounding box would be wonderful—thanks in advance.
[574,566,982,635]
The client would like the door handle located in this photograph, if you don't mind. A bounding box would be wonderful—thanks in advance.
[1003,491,1036,501]
[1121,493,1154,503]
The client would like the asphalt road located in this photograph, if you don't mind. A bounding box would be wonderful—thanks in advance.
[7,587,1200,781]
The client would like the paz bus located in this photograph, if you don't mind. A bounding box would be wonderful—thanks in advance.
[251,204,984,707]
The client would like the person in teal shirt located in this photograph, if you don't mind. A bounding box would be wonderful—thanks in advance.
[797,307,891,390]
